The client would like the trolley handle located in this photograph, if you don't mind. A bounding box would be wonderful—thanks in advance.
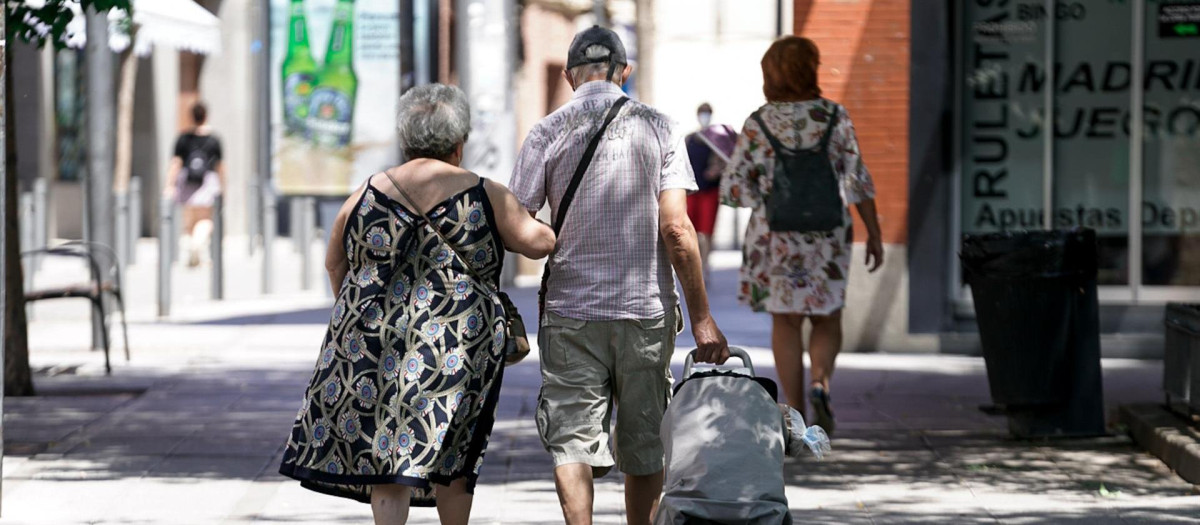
[683,346,753,379]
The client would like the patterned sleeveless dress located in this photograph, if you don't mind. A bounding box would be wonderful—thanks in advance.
[280,177,507,506]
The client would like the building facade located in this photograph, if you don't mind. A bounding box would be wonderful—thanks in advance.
[796,0,1200,354]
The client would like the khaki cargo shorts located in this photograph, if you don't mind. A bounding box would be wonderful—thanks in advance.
[536,308,678,477]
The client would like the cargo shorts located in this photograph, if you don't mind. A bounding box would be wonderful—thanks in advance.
[535,308,678,477]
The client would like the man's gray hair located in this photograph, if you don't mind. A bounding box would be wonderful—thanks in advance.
[568,45,623,85]
[396,84,471,160]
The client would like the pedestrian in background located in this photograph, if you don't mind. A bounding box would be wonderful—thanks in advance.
[279,84,554,525]
[685,102,737,279]
[163,102,225,267]
[509,26,728,525]
[721,36,884,435]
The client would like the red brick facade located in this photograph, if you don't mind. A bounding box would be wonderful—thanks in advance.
[794,0,910,244]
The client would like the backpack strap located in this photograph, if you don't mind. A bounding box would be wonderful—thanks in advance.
[750,112,790,155]
[818,106,841,152]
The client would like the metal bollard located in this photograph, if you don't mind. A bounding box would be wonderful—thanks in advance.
[128,177,141,265]
[115,190,130,282]
[33,178,48,272]
[20,192,35,293]
[247,176,260,255]
[210,194,224,300]
[262,185,277,295]
[158,198,174,317]
[300,197,313,291]
[290,197,303,255]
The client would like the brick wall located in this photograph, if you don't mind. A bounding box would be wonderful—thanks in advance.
[794,0,910,244]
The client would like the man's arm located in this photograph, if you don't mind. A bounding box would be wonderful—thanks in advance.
[659,188,728,364]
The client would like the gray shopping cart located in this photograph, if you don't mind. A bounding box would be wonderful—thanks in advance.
[654,347,829,525]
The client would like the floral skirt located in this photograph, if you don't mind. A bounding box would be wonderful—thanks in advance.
[279,293,507,506]
[738,208,853,316]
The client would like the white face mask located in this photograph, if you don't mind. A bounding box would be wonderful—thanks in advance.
[698,112,712,128]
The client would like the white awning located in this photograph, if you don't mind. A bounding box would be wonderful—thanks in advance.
[46,0,221,56]
[128,0,222,56]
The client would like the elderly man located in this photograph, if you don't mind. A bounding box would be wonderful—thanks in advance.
[509,26,729,525]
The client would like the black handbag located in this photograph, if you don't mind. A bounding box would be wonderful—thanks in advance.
[385,174,531,366]
[751,106,845,232]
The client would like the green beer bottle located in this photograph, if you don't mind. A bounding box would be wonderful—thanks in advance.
[307,0,358,149]
[281,0,318,137]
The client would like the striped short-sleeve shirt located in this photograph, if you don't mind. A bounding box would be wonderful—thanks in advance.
[509,81,698,321]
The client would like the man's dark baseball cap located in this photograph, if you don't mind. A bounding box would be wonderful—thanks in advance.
[566,25,627,70]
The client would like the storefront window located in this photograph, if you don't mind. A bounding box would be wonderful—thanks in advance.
[960,0,1200,297]
[1051,1,1132,285]
[1142,0,1200,286]
[960,1,1048,236]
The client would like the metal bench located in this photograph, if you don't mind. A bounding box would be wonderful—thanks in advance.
[22,241,130,374]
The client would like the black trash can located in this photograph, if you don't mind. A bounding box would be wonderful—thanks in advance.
[961,228,1105,438]
[1162,303,1200,416]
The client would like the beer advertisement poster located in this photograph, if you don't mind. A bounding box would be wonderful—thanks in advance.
[271,0,401,196]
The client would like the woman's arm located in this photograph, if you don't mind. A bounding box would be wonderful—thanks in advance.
[484,179,555,259]
[854,198,884,273]
[326,186,367,296]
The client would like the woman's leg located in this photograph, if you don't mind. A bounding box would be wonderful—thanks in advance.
[371,485,411,525]
[808,311,843,391]
[434,478,473,525]
[771,313,808,412]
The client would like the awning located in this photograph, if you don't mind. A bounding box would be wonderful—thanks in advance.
[127,0,222,56]
[48,0,221,56]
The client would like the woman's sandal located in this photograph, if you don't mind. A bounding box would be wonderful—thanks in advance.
[809,385,836,436]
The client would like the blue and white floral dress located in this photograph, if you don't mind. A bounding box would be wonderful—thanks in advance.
[280,177,507,505]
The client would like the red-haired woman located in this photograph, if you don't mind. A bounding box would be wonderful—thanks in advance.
[721,36,884,435]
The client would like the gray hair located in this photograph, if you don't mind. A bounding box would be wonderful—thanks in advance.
[396,84,471,160]
[568,45,623,85]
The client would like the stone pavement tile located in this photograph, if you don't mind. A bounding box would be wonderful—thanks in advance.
[1113,497,1200,523]
[148,455,275,480]
[61,435,188,458]
[9,454,162,483]
[171,437,284,458]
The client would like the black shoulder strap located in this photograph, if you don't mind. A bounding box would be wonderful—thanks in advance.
[552,96,629,234]
[538,95,629,322]
[818,106,841,152]
[750,111,789,155]
[383,172,497,291]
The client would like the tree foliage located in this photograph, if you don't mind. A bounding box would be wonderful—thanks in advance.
[6,0,131,50]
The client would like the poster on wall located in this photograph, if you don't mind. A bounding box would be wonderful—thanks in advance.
[271,0,401,196]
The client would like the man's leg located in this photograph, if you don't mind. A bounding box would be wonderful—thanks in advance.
[612,312,675,525]
[625,470,664,525]
[555,463,595,525]
[537,313,616,525]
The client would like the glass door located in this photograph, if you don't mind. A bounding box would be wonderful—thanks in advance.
[1139,0,1200,302]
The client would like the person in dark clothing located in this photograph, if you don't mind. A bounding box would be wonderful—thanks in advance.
[164,102,225,267]
[684,103,736,278]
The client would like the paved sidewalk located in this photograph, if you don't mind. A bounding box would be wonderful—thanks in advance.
[4,262,1200,523]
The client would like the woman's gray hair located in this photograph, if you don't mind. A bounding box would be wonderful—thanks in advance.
[396,84,471,160]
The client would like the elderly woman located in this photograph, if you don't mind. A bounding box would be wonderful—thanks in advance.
[721,37,884,435]
[279,84,554,525]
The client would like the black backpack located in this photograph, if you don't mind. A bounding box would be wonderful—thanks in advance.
[751,106,845,232]
[183,136,216,185]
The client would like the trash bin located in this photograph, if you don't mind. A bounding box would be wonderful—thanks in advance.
[961,228,1105,438]
[1163,303,1200,416]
